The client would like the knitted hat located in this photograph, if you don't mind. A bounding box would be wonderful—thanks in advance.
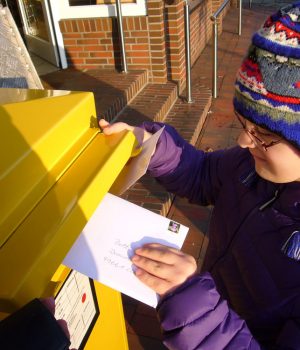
[234,2,300,149]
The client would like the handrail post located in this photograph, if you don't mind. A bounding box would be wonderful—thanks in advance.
[212,19,218,99]
[238,0,242,36]
[184,0,193,103]
[115,0,128,73]
[211,0,243,98]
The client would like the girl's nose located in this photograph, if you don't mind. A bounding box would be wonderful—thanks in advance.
[237,130,256,149]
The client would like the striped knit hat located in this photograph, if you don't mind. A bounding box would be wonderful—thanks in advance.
[234,2,300,149]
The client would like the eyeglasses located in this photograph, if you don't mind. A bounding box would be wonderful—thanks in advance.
[235,112,281,151]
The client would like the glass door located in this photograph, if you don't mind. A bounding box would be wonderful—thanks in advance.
[17,0,60,66]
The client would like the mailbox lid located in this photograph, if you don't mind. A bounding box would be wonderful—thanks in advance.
[0,89,98,246]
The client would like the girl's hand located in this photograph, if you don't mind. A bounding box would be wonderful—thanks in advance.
[99,118,134,134]
[131,243,197,297]
[99,119,152,146]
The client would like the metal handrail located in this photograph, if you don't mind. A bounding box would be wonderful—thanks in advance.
[116,0,128,73]
[211,0,242,98]
[184,0,193,103]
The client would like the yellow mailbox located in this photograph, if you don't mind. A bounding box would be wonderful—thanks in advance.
[0,88,137,349]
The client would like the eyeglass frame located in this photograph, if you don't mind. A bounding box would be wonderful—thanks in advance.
[235,111,282,151]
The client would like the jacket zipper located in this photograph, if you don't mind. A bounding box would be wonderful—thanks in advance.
[259,189,279,211]
[209,186,282,272]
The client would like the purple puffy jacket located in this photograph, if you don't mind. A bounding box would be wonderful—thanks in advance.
[144,122,300,350]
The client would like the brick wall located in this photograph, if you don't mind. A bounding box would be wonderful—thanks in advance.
[165,0,212,93]
[190,1,212,68]
[59,0,230,87]
[165,0,185,90]
[147,0,168,83]
[59,17,152,73]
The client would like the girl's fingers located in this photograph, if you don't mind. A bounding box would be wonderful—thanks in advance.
[99,119,133,135]
[99,119,110,129]
[135,244,183,265]
[132,244,198,294]
[134,268,172,296]
[132,255,174,280]
[99,119,153,151]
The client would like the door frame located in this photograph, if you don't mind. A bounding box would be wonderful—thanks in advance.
[17,0,61,67]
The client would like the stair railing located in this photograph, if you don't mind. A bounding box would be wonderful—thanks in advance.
[211,0,242,98]
[116,0,128,73]
[184,0,193,103]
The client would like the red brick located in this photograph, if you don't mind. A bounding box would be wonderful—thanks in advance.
[136,38,149,44]
[90,19,96,32]
[77,19,85,32]
[66,46,84,52]
[78,39,99,45]
[78,52,90,57]
[71,20,78,32]
[131,44,149,51]
[86,58,109,64]
[83,19,90,32]
[131,58,150,64]
[132,31,149,37]
[148,23,164,31]
[59,21,66,33]
[85,45,108,51]
[63,33,82,39]
[68,58,85,64]
[134,17,141,30]
[127,51,149,58]
[65,21,72,33]
[95,19,102,31]
[82,33,106,39]
[89,51,113,58]
[100,39,112,44]
[66,51,78,59]
[64,39,76,46]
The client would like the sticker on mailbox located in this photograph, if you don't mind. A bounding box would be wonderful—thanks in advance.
[55,270,99,350]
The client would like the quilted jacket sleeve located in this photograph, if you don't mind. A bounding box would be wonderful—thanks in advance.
[157,272,261,350]
[158,273,300,350]
[142,122,239,206]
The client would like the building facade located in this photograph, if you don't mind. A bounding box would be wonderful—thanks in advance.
[3,0,232,92]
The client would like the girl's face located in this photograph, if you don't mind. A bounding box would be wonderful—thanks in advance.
[237,116,300,183]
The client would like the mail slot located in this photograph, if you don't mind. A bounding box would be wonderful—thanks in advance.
[0,88,137,349]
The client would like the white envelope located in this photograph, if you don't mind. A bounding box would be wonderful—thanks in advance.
[63,193,188,307]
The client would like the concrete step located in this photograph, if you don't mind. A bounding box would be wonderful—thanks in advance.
[41,69,148,121]
[116,82,178,125]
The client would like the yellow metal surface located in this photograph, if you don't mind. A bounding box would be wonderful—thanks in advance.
[0,89,137,316]
[85,282,128,350]
[0,89,99,246]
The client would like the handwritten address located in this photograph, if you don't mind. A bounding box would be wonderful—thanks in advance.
[102,238,133,273]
